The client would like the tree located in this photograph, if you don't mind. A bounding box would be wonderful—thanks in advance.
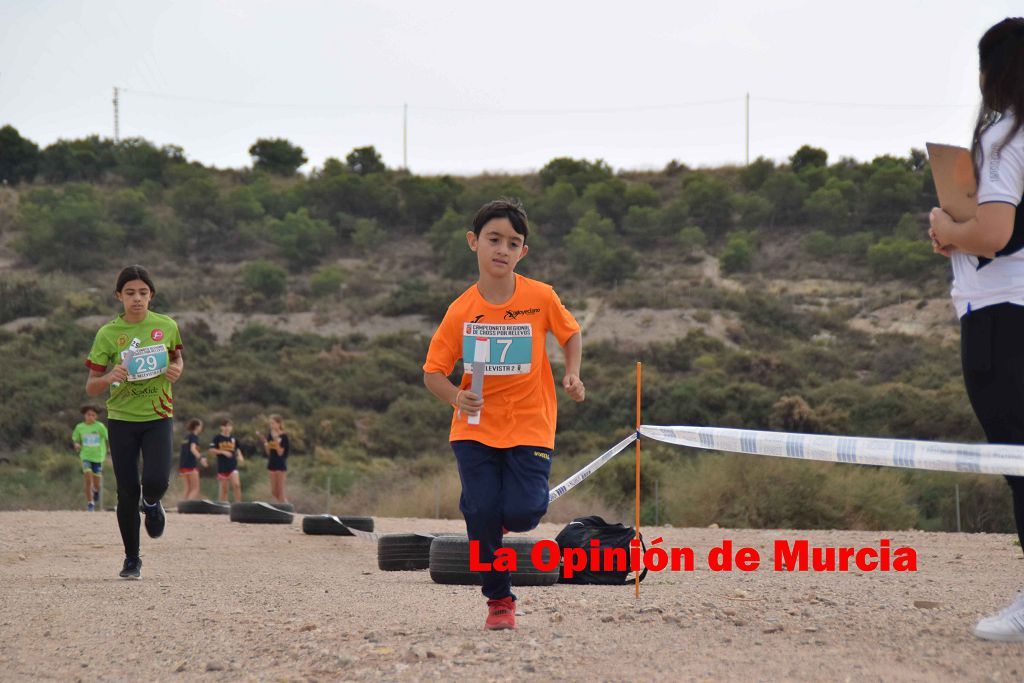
[680,172,733,236]
[803,185,850,233]
[677,226,707,259]
[249,138,307,175]
[720,232,755,273]
[862,162,919,227]
[538,157,613,193]
[107,189,149,228]
[759,171,808,224]
[346,146,386,175]
[170,176,220,222]
[581,178,628,224]
[398,175,461,228]
[622,205,661,241]
[531,181,578,237]
[790,145,828,174]
[739,156,775,191]
[40,136,117,182]
[0,125,40,184]
[14,185,123,271]
[564,211,636,282]
[265,208,335,268]
[114,137,185,185]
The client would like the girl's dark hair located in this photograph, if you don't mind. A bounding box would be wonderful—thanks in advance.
[472,198,529,241]
[186,418,203,431]
[971,18,1024,179]
[115,265,156,295]
[80,404,102,415]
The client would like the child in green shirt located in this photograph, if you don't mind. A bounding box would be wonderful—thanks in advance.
[71,405,109,512]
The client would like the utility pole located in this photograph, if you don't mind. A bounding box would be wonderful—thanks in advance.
[745,92,750,166]
[113,87,121,143]
[403,103,408,170]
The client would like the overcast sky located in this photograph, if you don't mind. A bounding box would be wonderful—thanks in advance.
[0,1,1018,175]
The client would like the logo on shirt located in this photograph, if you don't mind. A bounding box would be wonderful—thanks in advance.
[471,314,485,323]
[151,329,164,341]
[505,308,541,320]
[116,334,129,348]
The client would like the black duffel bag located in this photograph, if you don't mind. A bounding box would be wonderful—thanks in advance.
[554,515,648,585]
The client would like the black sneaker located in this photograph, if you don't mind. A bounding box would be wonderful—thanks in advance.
[119,556,142,579]
[92,488,100,503]
[141,499,166,538]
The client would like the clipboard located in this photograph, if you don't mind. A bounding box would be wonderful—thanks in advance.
[926,142,977,222]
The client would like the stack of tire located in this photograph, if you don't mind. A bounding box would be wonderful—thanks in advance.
[376,533,560,587]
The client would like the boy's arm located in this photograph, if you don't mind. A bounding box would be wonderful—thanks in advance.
[424,372,482,417]
[560,332,585,402]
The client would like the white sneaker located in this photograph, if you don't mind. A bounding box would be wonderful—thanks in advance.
[973,593,1024,642]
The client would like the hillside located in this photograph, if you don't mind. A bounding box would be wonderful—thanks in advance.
[0,128,1007,535]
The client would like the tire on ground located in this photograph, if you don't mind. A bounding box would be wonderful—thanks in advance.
[177,499,230,515]
[267,502,294,512]
[229,501,294,524]
[378,532,457,571]
[301,515,374,535]
[429,535,560,586]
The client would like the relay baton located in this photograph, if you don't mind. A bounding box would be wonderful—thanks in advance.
[468,337,488,426]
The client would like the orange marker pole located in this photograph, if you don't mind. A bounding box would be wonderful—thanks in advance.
[634,361,642,600]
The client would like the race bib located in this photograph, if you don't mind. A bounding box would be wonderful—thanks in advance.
[461,323,533,375]
[82,433,101,447]
[122,344,169,382]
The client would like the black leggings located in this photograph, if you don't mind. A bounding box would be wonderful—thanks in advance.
[960,303,1024,552]
[108,418,173,558]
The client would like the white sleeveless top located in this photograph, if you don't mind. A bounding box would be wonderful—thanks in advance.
[950,111,1024,318]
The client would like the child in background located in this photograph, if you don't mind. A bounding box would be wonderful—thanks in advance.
[210,419,243,502]
[264,415,290,504]
[178,419,207,500]
[72,405,109,511]
[423,198,585,630]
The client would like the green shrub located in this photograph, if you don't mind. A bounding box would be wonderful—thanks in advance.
[242,260,287,299]
[310,266,346,298]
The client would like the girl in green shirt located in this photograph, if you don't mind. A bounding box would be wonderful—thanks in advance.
[85,266,184,580]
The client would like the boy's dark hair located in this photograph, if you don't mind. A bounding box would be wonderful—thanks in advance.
[472,198,529,241]
[115,265,157,295]
[971,17,1024,179]
[220,418,232,427]
[186,418,203,431]
[80,405,102,415]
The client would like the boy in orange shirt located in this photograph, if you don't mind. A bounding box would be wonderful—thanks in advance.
[423,198,585,630]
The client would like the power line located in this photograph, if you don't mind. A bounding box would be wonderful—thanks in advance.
[117,87,975,114]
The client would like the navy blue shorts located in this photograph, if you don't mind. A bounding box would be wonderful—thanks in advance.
[81,461,103,474]
[267,455,287,472]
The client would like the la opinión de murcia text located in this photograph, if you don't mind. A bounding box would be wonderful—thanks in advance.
[469,538,919,576]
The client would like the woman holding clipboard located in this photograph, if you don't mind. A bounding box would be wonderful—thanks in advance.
[929,17,1024,642]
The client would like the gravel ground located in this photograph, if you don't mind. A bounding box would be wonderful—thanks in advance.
[1,511,1023,682]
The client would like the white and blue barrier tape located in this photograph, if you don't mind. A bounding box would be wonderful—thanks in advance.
[639,425,1024,477]
[548,432,638,503]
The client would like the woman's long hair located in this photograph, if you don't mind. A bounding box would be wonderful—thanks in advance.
[971,18,1024,180]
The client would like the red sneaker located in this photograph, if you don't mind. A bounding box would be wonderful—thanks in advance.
[485,597,516,630]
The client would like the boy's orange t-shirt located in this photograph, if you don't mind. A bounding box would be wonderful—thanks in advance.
[423,274,580,450]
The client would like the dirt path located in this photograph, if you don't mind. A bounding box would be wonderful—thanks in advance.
[1,512,1022,681]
